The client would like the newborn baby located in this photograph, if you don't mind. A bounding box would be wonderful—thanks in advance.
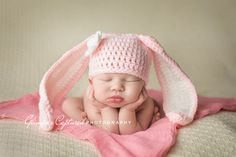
[38,32,197,132]
[62,73,160,135]
[61,33,161,134]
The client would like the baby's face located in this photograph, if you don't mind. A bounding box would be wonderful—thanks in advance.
[90,73,145,108]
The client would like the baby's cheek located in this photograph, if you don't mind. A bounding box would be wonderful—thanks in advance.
[94,89,107,101]
[125,91,139,101]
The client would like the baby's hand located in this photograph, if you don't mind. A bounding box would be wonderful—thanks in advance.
[87,85,107,109]
[121,88,148,112]
[151,106,161,124]
[80,112,90,124]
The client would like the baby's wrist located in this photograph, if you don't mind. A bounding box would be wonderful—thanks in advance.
[120,106,136,112]
[100,106,116,112]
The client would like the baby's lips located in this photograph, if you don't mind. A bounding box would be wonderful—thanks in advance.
[107,96,124,103]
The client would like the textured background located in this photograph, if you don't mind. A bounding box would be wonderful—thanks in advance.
[0,0,236,156]
[0,0,236,101]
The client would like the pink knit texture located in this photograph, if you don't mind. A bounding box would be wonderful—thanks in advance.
[89,34,151,83]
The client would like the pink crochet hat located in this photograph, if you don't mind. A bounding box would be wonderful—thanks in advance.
[38,31,198,131]
[88,33,151,83]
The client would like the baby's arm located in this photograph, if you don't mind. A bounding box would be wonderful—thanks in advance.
[136,98,155,129]
[86,87,119,134]
[119,91,154,135]
[99,107,119,134]
[62,97,88,122]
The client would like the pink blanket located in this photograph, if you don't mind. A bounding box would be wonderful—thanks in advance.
[0,89,236,157]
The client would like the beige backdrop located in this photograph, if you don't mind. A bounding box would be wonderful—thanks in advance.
[0,0,236,157]
[0,0,235,101]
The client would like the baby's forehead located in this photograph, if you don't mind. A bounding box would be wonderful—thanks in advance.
[93,73,140,79]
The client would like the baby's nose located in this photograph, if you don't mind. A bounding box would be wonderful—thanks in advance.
[111,83,124,92]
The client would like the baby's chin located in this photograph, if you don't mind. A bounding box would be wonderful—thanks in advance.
[106,102,127,108]
[100,98,138,108]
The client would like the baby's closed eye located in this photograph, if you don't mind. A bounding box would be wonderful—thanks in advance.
[125,78,141,82]
[99,78,141,82]
[98,78,112,82]
[95,75,112,82]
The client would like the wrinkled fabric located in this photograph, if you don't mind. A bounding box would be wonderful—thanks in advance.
[0,89,236,157]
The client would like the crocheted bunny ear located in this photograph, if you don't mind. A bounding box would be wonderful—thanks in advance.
[139,35,198,126]
[38,32,102,131]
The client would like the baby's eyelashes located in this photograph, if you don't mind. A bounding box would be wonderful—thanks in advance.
[125,79,141,82]
[98,78,141,82]
[98,78,112,82]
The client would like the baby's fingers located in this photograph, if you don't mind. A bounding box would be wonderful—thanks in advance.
[136,88,148,104]
[141,88,148,100]
[87,85,106,108]
[142,88,148,100]
[88,85,95,100]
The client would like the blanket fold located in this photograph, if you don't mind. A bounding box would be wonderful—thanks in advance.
[0,89,236,157]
